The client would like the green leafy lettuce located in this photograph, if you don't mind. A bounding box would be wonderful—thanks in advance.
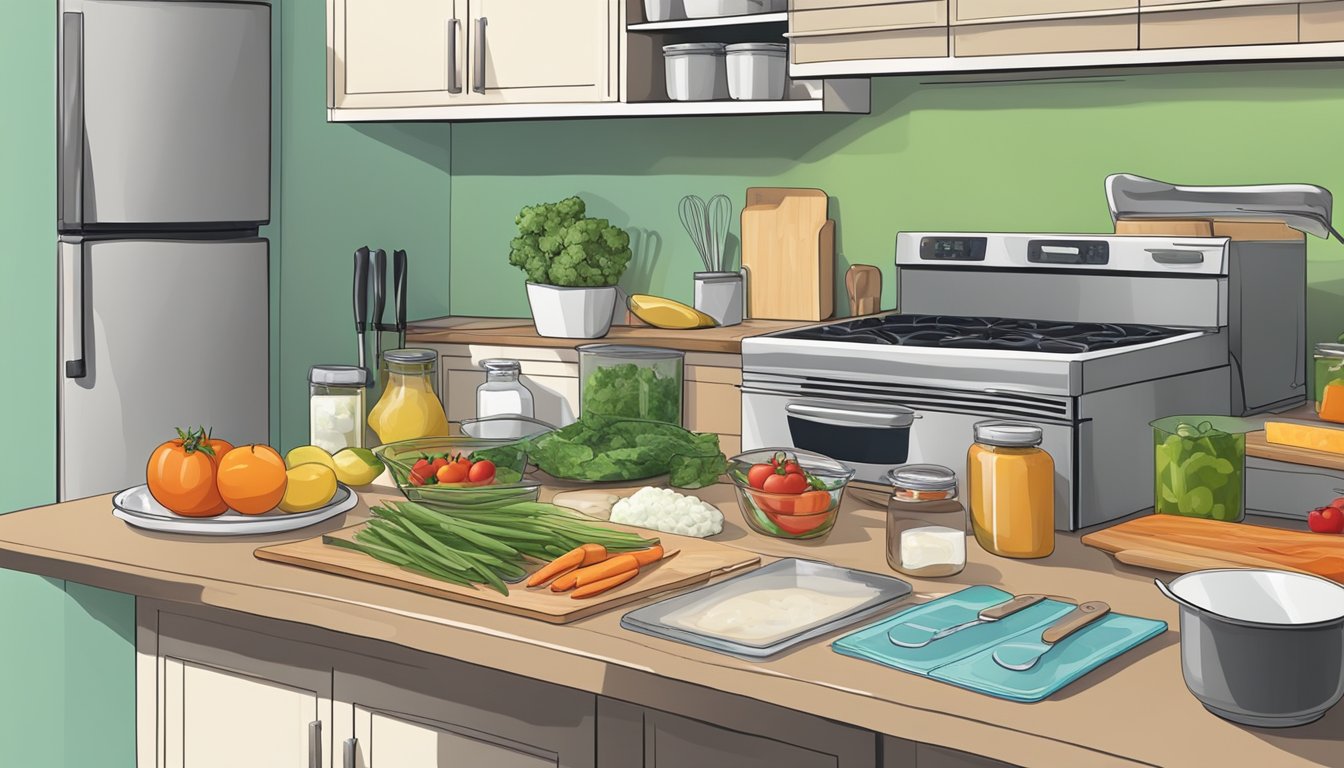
[582,363,680,424]
[527,416,727,488]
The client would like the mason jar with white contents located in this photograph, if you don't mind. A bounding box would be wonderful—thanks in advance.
[475,359,535,438]
[885,464,967,578]
[309,365,369,453]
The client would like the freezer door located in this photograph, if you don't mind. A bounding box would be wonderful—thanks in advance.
[58,1,270,231]
[58,237,269,501]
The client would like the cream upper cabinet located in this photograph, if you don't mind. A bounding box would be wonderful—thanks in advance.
[466,0,618,104]
[330,0,467,109]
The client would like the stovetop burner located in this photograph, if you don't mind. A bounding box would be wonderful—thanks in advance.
[778,314,1184,353]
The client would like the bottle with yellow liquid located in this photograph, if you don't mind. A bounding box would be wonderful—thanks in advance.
[967,421,1055,559]
[368,349,450,444]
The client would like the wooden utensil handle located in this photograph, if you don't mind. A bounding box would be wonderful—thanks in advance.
[1041,601,1110,644]
[980,593,1046,620]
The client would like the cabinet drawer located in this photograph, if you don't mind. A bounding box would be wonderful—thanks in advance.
[791,0,947,33]
[793,26,948,62]
[953,0,1135,23]
[1140,4,1297,47]
[1302,0,1344,41]
[952,14,1136,55]
[685,381,741,436]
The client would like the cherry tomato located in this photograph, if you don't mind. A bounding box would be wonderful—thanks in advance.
[409,459,433,486]
[1308,506,1344,534]
[437,461,469,484]
[468,459,496,485]
[430,456,450,473]
[747,463,775,490]
[763,471,808,495]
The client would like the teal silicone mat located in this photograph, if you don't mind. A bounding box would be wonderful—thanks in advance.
[832,586,1167,702]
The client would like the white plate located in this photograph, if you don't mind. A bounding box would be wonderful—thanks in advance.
[112,484,357,536]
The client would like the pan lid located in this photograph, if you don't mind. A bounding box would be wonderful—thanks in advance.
[1106,173,1340,242]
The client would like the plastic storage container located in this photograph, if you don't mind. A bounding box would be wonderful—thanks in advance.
[475,359,535,438]
[1151,415,1251,522]
[683,0,784,18]
[1315,342,1344,421]
[726,43,787,101]
[367,349,450,444]
[663,43,727,102]
[967,421,1055,559]
[578,344,685,424]
[308,365,369,453]
[886,464,966,578]
[643,0,685,22]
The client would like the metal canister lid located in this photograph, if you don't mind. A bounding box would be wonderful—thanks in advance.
[886,464,958,492]
[383,348,436,364]
[663,42,726,55]
[725,42,788,55]
[1315,342,1344,358]
[974,420,1044,448]
[309,364,369,387]
[481,358,522,373]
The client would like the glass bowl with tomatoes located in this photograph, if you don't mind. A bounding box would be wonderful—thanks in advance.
[374,436,540,506]
[728,449,855,540]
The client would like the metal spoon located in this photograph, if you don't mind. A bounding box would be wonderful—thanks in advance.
[888,594,1046,648]
[991,601,1111,671]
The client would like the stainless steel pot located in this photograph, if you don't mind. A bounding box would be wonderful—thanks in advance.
[1156,569,1344,728]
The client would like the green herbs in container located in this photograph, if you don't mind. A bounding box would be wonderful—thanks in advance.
[578,344,684,424]
[1151,415,1253,523]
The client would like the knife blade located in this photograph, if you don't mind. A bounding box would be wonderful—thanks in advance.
[393,249,407,349]
[371,248,387,385]
[352,246,370,372]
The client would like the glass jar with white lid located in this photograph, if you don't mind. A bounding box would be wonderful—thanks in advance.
[475,359,535,438]
[886,464,967,578]
[309,365,370,453]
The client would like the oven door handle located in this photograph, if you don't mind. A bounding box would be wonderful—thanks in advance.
[785,401,916,429]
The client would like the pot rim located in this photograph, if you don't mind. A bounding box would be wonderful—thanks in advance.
[1166,569,1344,629]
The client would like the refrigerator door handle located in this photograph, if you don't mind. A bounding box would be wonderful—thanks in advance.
[59,11,85,229]
[61,242,87,380]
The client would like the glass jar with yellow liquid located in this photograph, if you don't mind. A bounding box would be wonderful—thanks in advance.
[967,421,1054,559]
[367,349,450,444]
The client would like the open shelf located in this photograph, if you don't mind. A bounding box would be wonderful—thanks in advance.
[628,11,787,31]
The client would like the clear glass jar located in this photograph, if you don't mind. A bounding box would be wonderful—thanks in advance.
[886,464,966,578]
[968,421,1055,559]
[367,349,450,444]
[309,365,369,453]
[577,344,684,424]
[1151,415,1250,522]
[475,359,535,438]
[1314,343,1344,421]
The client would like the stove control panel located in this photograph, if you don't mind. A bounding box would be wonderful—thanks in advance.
[1027,239,1110,265]
[919,236,986,261]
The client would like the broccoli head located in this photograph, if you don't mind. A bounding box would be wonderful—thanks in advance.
[508,197,632,287]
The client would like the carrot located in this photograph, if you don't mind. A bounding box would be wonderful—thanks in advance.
[571,553,640,587]
[629,545,664,567]
[578,543,609,566]
[526,545,587,588]
[550,571,579,593]
[571,568,640,599]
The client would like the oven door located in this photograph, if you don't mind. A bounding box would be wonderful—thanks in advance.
[782,400,916,465]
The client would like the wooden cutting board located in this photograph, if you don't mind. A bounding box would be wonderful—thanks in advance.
[256,523,761,624]
[740,187,834,321]
[1081,515,1344,583]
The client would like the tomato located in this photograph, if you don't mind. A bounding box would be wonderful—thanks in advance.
[437,461,469,484]
[409,459,433,486]
[430,457,450,474]
[146,427,226,517]
[468,459,496,485]
[763,471,808,495]
[746,463,775,490]
[216,445,288,515]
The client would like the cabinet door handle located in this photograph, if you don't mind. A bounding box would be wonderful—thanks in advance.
[308,720,322,768]
[447,18,461,94]
[473,17,487,94]
[343,737,357,768]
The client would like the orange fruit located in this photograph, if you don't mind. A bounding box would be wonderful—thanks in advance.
[216,445,288,515]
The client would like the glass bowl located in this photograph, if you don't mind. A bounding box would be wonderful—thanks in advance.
[374,436,540,506]
[728,448,855,540]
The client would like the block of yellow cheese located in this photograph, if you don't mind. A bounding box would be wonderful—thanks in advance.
[1264,421,1344,454]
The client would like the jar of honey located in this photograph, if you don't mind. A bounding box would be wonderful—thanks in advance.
[967,421,1055,559]
[367,349,450,444]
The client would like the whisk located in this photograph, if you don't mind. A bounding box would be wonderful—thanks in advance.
[680,194,734,272]
[706,194,731,273]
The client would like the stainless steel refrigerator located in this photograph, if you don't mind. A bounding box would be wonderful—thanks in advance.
[57,0,271,500]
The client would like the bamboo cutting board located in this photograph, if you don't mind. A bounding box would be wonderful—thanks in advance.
[256,523,761,624]
[740,187,834,321]
[1081,515,1344,583]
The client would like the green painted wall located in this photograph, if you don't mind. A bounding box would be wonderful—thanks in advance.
[448,64,1344,356]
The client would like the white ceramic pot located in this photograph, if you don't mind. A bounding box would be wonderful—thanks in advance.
[525,283,617,339]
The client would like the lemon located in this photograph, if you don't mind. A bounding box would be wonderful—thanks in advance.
[286,445,336,472]
[332,447,383,486]
[278,463,338,513]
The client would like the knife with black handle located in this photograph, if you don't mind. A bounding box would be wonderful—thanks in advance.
[371,248,387,377]
[393,249,408,349]
[353,246,370,372]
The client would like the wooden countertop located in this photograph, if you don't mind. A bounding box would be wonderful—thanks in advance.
[404,315,808,354]
[0,483,1339,767]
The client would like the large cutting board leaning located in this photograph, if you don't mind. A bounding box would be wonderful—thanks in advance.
[739,187,835,321]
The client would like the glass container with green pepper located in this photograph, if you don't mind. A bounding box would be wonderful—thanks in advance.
[577,344,685,425]
[1151,415,1254,523]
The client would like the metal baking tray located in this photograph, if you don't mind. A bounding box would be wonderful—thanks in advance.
[620,558,912,659]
